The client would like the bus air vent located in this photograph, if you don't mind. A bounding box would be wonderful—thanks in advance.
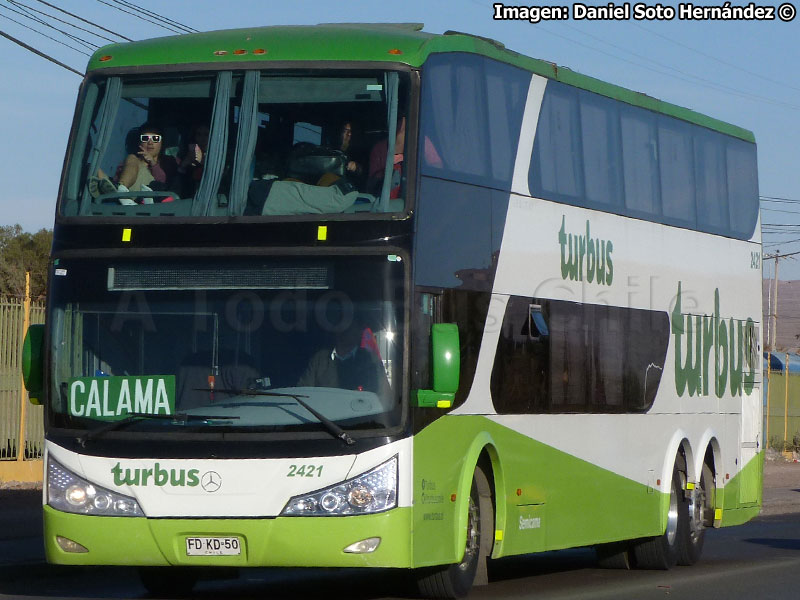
[107,265,331,291]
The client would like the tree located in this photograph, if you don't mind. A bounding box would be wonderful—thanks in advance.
[0,225,52,299]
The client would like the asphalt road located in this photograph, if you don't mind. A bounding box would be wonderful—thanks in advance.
[1,471,799,600]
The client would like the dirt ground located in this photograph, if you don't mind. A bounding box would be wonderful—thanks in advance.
[761,455,800,516]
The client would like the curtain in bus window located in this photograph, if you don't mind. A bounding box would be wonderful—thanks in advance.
[726,140,759,238]
[695,131,729,232]
[658,118,696,228]
[532,84,583,200]
[592,306,624,408]
[579,92,622,207]
[85,78,122,185]
[79,78,122,215]
[421,53,528,190]
[549,302,587,408]
[192,72,232,216]
[422,54,487,178]
[378,72,400,212]
[485,66,528,185]
[228,71,260,216]
[620,106,660,217]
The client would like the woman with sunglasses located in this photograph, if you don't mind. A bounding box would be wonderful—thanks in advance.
[117,122,177,193]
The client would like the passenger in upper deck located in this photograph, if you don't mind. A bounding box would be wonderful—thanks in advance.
[336,121,364,182]
[176,123,210,196]
[116,123,178,193]
[367,114,441,199]
[367,115,406,199]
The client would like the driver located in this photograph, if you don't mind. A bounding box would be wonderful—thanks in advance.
[297,320,390,398]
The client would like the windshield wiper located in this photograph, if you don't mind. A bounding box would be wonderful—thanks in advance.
[77,412,240,447]
[206,388,356,446]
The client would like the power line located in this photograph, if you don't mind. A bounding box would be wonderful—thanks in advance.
[110,0,196,33]
[764,239,800,246]
[761,196,800,203]
[470,1,800,113]
[9,0,118,44]
[634,23,800,96]
[762,208,800,216]
[765,250,800,259]
[559,21,800,111]
[32,0,131,41]
[96,0,185,34]
[0,10,90,55]
[2,1,97,50]
[534,22,800,112]
[0,28,82,74]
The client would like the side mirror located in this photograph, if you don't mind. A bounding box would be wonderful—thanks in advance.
[22,324,45,405]
[417,323,460,408]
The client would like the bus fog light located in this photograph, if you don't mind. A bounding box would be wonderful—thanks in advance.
[343,537,381,554]
[56,536,88,553]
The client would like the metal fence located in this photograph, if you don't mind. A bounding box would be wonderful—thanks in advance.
[0,293,45,462]
[765,367,800,452]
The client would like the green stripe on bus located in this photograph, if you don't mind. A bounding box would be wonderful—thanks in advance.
[86,25,753,142]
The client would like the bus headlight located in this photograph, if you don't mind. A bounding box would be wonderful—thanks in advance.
[281,456,397,516]
[48,458,143,517]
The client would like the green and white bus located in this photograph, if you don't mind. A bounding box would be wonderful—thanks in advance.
[23,23,762,598]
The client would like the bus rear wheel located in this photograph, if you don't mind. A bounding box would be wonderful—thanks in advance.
[415,467,492,599]
[632,467,684,570]
[678,462,712,565]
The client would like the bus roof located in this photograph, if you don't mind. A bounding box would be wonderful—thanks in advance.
[87,23,754,142]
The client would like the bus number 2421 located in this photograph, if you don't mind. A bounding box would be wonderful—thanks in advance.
[287,464,323,477]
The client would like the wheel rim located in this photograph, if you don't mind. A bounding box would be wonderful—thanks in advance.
[666,477,679,545]
[458,495,480,572]
[687,479,706,543]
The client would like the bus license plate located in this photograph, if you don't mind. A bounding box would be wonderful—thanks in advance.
[186,536,241,556]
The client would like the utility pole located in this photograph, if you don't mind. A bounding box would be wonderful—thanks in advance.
[770,255,779,350]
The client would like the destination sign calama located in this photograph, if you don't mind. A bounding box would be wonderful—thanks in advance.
[68,376,176,421]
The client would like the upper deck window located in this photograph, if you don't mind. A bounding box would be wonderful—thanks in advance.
[529,80,759,240]
[60,70,411,219]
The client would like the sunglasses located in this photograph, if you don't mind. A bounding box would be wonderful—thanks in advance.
[140,134,162,143]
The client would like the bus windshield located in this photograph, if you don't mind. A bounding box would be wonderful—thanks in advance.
[47,255,405,437]
[60,69,411,218]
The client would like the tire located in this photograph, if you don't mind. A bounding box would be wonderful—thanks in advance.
[415,467,492,599]
[595,541,633,569]
[678,462,712,566]
[632,467,684,570]
[139,566,197,597]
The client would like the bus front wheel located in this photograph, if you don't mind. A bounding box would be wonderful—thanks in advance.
[415,466,492,599]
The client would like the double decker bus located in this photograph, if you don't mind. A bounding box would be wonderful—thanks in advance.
[23,23,762,598]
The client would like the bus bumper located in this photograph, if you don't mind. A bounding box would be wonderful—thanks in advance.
[43,505,413,568]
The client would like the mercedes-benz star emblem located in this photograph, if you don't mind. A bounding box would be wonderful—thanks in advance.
[201,471,222,493]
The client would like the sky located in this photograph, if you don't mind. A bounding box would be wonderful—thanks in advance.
[1,0,799,276]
